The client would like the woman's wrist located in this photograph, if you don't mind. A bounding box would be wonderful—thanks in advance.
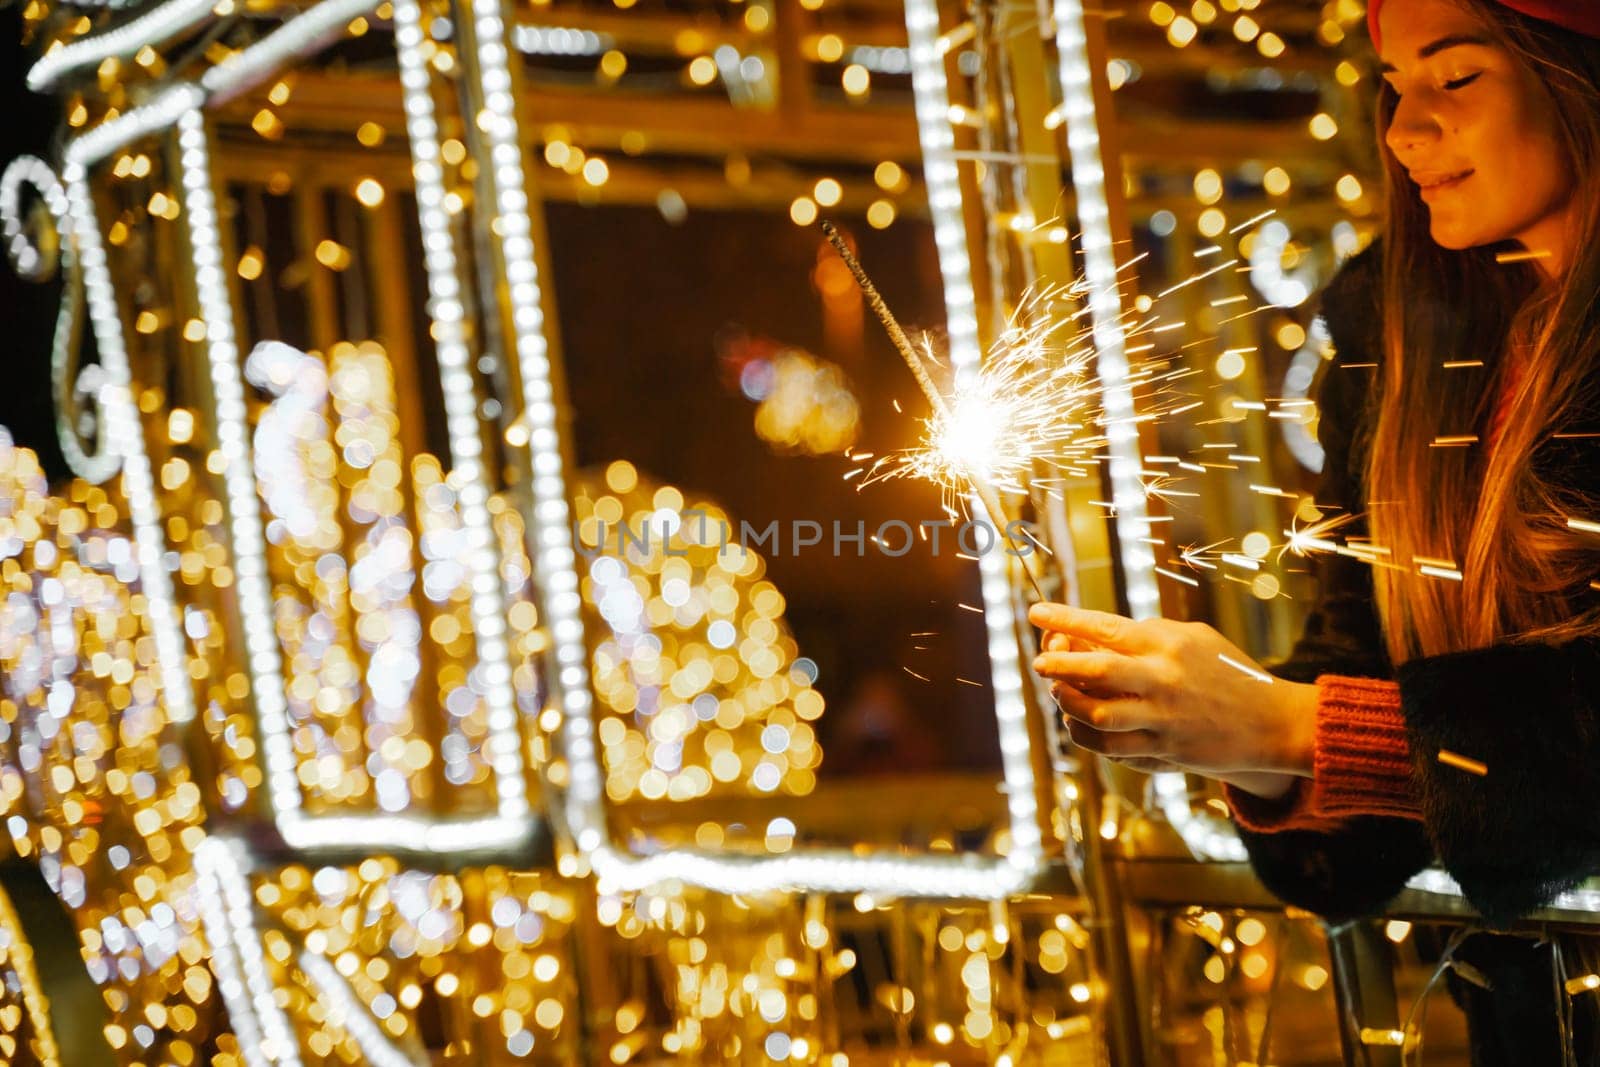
[1272,679,1319,777]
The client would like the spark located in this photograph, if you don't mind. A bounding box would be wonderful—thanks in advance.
[1436,748,1488,776]
[1217,653,1272,683]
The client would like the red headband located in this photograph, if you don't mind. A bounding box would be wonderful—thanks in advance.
[1368,0,1600,49]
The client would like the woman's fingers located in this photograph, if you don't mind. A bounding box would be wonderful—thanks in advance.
[1034,649,1148,696]
[1065,718,1164,759]
[1028,602,1148,653]
[1051,683,1158,732]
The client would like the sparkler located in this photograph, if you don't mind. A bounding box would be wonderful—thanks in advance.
[821,220,1057,600]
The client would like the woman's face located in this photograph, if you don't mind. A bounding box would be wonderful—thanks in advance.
[1379,0,1575,267]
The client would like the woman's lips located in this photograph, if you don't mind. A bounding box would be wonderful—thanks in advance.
[1417,169,1475,200]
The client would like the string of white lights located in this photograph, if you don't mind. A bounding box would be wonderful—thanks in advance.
[195,838,303,1067]
[59,152,197,725]
[902,0,1045,884]
[177,111,305,826]
[1048,0,1160,622]
[298,950,424,1067]
[25,0,216,93]
[1151,771,1249,863]
[392,0,528,831]
[200,0,376,97]
[0,155,68,279]
[0,154,122,482]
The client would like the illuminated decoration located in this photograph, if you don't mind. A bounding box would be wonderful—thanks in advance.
[724,338,862,455]
[1247,218,1317,308]
[6,0,1589,1059]
[575,464,823,802]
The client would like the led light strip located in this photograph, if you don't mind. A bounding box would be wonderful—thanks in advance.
[1048,0,1160,621]
[200,0,376,96]
[177,110,303,822]
[195,838,303,1067]
[0,154,123,483]
[60,96,201,725]
[902,0,1044,881]
[26,0,216,93]
[1151,771,1248,863]
[392,0,528,829]
[0,155,69,280]
[299,951,422,1067]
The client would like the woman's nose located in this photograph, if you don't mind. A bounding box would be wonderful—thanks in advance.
[1385,93,1439,155]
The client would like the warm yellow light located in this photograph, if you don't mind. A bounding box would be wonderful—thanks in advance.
[168,408,195,444]
[841,63,870,96]
[874,160,906,191]
[1232,14,1259,40]
[789,197,818,226]
[1309,112,1339,140]
[1257,30,1285,56]
[1191,0,1217,24]
[1276,321,1307,350]
[815,33,844,62]
[315,239,352,271]
[1215,351,1246,380]
[357,121,385,146]
[1197,208,1226,237]
[813,178,842,207]
[1263,166,1291,196]
[688,56,718,86]
[743,5,770,31]
[354,178,385,208]
[1149,1,1176,26]
[544,141,570,167]
[251,108,283,140]
[1167,15,1198,45]
[866,199,896,229]
[600,49,627,79]
[1336,174,1363,202]
[1193,168,1223,205]
[1336,59,1361,86]
[237,246,265,281]
[583,158,610,186]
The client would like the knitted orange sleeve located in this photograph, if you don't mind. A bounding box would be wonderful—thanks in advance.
[1226,675,1423,834]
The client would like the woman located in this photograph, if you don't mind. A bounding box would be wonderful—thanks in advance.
[1030,0,1600,1057]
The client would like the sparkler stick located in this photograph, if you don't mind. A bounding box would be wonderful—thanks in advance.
[821,220,1045,602]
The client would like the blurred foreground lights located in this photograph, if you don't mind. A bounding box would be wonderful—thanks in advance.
[873,160,905,191]
[789,197,818,226]
[813,178,841,207]
[582,158,610,186]
[841,63,870,96]
[314,239,352,271]
[688,56,717,85]
[1263,165,1291,196]
[1336,174,1363,202]
[354,177,385,207]
[866,199,895,229]
[357,120,386,146]
[1309,112,1339,140]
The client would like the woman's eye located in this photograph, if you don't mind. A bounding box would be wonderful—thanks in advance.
[1443,72,1482,91]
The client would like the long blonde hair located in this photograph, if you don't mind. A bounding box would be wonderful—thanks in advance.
[1367,0,1600,664]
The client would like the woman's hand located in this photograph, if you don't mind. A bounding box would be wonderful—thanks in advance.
[1028,602,1317,799]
